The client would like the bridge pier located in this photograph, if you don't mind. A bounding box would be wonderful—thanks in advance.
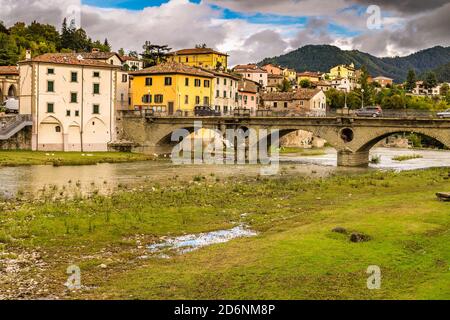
[337,150,370,167]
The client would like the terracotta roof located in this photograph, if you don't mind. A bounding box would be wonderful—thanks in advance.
[233,64,267,73]
[129,61,214,78]
[79,52,122,61]
[197,67,241,80]
[170,48,228,56]
[261,89,321,101]
[315,80,331,86]
[238,79,259,93]
[121,55,140,62]
[297,71,321,77]
[268,74,284,79]
[19,53,121,68]
[0,66,19,75]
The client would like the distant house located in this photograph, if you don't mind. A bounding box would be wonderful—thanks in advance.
[121,55,144,71]
[261,63,283,75]
[373,76,393,87]
[233,64,268,88]
[266,74,284,92]
[297,71,321,84]
[260,88,327,117]
[283,68,297,82]
[331,77,353,92]
[238,78,260,115]
[412,81,449,96]
[313,80,332,92]
[167,47,229,70]
[328,63,359,90]
[0,66,19,105]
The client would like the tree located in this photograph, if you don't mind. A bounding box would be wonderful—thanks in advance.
[405,69,416,91]
[325,88,345,109]
[141,41,171,67]
[128,50,139,58]
[359,65,372,105]
[299,79,311,88]
[103,38,111,52]
[118,48,125,56]
[424,72,438,89]
[277,79,292,92]
[195,43,207,49]
[439,83,449,96]
[0,33,19,65]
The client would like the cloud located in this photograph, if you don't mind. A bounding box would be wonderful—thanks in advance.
[348,0,449,14]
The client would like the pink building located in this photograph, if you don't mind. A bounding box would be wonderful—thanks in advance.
[238,78,260,115]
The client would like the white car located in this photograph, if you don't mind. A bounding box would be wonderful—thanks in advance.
[437,109,450,119]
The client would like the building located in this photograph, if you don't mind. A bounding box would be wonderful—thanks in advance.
[329,63,359,90]
[130,61,214,116]
[266,74,284,92]
[168,48,228,70]
[331,77,353,92]
[0,66,19,105]
[121,55,144,71]
[283,68,297,82]
[412,81,449,96]
[207,69,240,115]
[238,79,260,115]
[261,63,283,75]
[313,80,332,92]
[260,89,326,117]
[373,76,393,87]
[18,53,122,151]
[233,64,268,88]
[297,71,321,84]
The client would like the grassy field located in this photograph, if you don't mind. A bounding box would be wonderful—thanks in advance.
[392,154,424,162]
[279,147,326,156]
[0,168,449,299]
[0,151,154,167]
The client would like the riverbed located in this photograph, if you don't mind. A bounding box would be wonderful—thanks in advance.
[0,147,449,199]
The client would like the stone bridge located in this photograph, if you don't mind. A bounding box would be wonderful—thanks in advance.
[116,113,450,167]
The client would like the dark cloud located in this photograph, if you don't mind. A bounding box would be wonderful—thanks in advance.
[349,0,449,14]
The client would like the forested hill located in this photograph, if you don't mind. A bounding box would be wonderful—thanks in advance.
[0,20,111,66]
[259,45,450,83]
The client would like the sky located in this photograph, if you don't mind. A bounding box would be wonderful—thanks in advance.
[0,0,449,66]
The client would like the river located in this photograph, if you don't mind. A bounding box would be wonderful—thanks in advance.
[0,147,449,199]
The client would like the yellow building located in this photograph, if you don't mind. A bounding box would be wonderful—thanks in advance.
[329,63,356,80]
[130,61,214,116]
[296,71,322,84]
[282,68,297,82]
[167,48,229,70]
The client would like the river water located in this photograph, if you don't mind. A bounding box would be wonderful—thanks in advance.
[0,147,449,199]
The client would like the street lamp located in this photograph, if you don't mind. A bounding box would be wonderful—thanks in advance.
[361,88,365,109]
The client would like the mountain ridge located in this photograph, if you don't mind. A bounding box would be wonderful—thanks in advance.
[258,45,450,83]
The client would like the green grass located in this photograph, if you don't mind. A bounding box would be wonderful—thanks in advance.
[0,168,449,299]
[0,151,154,167]
[279,147,326,156]
[392,154,424,162]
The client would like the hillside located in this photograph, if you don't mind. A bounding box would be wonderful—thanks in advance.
[420,62,450,82]
[259,45,450,83]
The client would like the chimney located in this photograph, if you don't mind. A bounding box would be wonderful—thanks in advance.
[25,50,31,60]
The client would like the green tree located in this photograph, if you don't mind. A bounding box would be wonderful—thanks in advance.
[359,65,373,105]
[405,69,416,91]
[299,79,311,88]
[0,33,19,65]
[325,88,345,109]
[424,72,438,89]
[118,48,125,56]
[277,79,292,92]
[141,41,171,67]
[440,83,449,96]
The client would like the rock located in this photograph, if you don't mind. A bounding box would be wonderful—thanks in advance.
[436,192,450,202]
[99,264,107,269]
[350,233,371,243]
[332,227,348,234]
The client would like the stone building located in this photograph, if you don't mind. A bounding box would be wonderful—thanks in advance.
[0,66,19,104]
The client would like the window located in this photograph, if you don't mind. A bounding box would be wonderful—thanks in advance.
[66,110,71,117]
[70,92,78,103]
[55,126,61,133]
[154,94,163,103]
[47,68,55,75]
[164,77,172,86]
[216,90,220,98]
[223,91,227,98]
[75,110,79,117]
[300,101,304,106]
[122,74,128,82]
[93,104,100,114]
[274,102,278,108]
[217,78,220,85]
[204,80,210,88]
[142,95,152,103]
[251,96,255,101]
[47,81,54,92]
[284,102,288,108]
[204,97,209,105]
[145,77,152,86]
[71,72,78,83]
[93,83,100,94]
[195,96,200,105]
[184,95,189,104]
[194,79,201,87]
[47,103,54,113]
[93,71,100,78]
[186,57,189,63]
[224,79,227,85]
[185,78,189,86]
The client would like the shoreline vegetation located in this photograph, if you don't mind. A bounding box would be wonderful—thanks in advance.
[0,168,449,299]
[0,151,155,167]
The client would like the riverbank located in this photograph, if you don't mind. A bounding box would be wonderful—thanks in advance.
[0,168,449,299]
[0,151,155,167]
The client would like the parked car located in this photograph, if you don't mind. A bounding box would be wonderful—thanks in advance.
[2,98,19,114]
[437,109,450,119]
[194,106,220,117]
[355,106,383,118]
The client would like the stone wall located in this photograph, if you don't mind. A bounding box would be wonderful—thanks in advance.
[0,126,32,150]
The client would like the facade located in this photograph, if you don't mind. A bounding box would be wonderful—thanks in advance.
[261,89,327,117]
[208,70,240,115]
[130,61,214,116]
[331,77,354,92]
[329,63,359,90]
[297,71,321,84]
[238,79,260,115]
[266,74,284,92]
[0,66,19,105]
[121,56,144,71]
[314,80,332,92]
[283,68,297,82]
[19,53,121,152]
[373,76,393,87]
[412,81,449,96]
[168,48,228,70]
[261,64,283,75]
[233,64,268,88]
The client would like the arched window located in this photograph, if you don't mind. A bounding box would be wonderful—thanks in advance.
[55,126,61,133]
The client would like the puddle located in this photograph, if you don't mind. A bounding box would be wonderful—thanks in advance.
[147,225,257,258]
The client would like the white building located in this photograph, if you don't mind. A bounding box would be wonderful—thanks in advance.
[233,64,268,88]
[209,70,240,115]
[19,53,123,152]
[121,55,144,71]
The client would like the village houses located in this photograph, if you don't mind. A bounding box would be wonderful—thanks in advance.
[238,78,260,115]
[168,48,228,70]
[233,64,268,88]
